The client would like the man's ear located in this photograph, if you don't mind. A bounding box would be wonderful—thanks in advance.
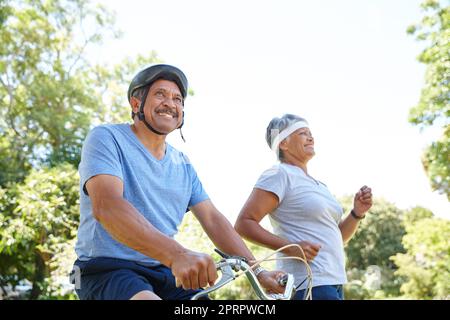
[130,96,141,113]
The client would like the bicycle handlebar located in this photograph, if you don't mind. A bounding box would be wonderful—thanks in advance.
[190,256,296,300]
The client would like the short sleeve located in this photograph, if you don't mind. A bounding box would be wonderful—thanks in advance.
[254,166,289,202]
[185,158,209,208]
[78,126,123,195]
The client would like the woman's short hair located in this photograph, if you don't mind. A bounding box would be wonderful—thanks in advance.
[266,114,308,160]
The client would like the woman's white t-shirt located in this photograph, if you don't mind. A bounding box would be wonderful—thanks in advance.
[255,163,347,289]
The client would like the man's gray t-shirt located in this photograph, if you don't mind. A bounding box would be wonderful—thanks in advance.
[75,124,209,266]
[255,163,347,289]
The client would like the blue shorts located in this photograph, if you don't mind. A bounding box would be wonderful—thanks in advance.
[71,257,206,300]
[294,285,344,300]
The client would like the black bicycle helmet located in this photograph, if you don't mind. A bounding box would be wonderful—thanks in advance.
[127,64,188,103]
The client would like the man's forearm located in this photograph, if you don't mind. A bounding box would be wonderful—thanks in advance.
[199,213,257,261]
[93,197,185,267]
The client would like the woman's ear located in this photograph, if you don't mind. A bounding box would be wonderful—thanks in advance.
[279,140,288,152]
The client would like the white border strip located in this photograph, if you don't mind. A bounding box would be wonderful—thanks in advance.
[271,121,309,151]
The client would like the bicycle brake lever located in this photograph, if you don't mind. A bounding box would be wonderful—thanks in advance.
[214,248,230,259]
[214,248,248,263]
[190,261,237,300]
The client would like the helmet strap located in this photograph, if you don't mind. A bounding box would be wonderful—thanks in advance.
[178,110,185,142]
[136,86,166,136]
[179,127,185,142]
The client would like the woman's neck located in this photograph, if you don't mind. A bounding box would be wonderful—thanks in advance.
[282,158,309,174]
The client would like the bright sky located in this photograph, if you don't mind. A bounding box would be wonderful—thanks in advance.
[92,0,449,221]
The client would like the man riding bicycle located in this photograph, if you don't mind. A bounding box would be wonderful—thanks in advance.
[71,64,286,300]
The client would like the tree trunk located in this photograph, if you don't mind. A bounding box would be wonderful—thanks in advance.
[30,251,46,300]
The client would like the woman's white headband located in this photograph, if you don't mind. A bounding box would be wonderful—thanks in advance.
[270,121,309,152]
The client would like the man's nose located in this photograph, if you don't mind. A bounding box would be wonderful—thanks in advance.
[162,96,177,109]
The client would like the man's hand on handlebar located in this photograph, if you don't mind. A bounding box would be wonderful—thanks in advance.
[171,249,218,290]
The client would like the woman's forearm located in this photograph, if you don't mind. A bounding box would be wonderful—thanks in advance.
[235,217,292,255]
[339,213,361,244]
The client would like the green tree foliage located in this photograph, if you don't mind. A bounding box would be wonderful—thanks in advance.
[341,196,407,298]
[0,164,79,299]
[342,197,406,270]
[176,212,216,256]
[0,0,160,185]
[403,206,433,226]
[391,216,450,299]
[407,0,450,199]
[0,0,11,27]
[0,0,116,180]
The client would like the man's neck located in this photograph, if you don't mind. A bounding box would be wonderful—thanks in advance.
[131,123,167,160]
